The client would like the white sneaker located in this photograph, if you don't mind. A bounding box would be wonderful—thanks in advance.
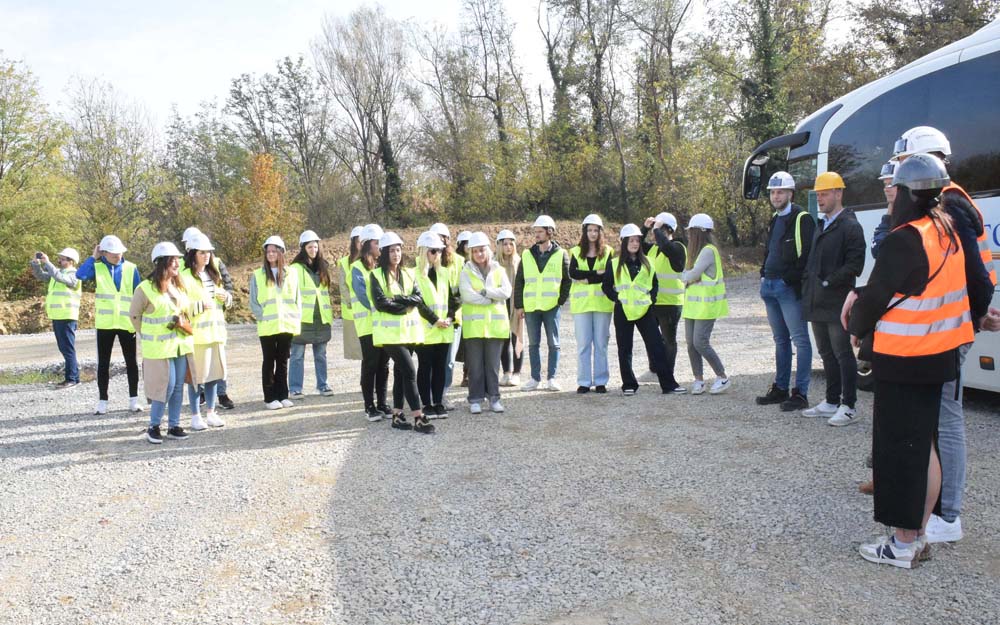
[521,378,540,391]
[320,388,335,397]
[690,381,706,395]
[280,399,295,408]
[509,374,520,387]
[859,535,921,569]
[265,400,282,410]
[94,400,109,415]
[926,514,963,543]
[205,412,225,428]
[500,373,511,386]
[709,378,730,394]
[637,370,659,385]
[470,402,482,414]
[803,401,838,417]
[129,397,144,413]
[827,405,858,427]
[289,392,305,399]
[490,400,504,413]
[190,413,207,431]
[545,378,561,392]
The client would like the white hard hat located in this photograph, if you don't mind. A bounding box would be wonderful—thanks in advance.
[532,215,556,230]
[57,248,80,263]
[430,223,450,238]
[467,231,491,248]
[893,126,951,160]
[582,214,603,228]
[350,226,363,238]
[496,229,515,242]
[619,223,642,239]
[360,224,384,243]
[181,226,203,246]
[98,235,127,254]
[187,232,215,251]
[686,214,714,230]
[151,241,183,262]
[378,231,404,249]
[457,230,473,243]
[263,235,286,251]
[299,230,321,245]
[654,212,678,231]
[878,161,896,181]
[766,171,795,190]
[417,231,445,249]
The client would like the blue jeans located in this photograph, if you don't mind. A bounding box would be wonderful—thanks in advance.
[760,278,811,394]
[524,306,561,382]
[289,341,330,393]
[938,343,970,522]
[150,356,187,429]
[574,311,611,387]
[188,380,219,413]
[52,319,79,383]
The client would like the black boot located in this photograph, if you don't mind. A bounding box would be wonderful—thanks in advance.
[755,384,789,405]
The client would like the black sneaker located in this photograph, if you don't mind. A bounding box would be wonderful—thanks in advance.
[576,386,590,394]
[755,384,789,405]
[218,394,236,410]
[166,426,189,440]
[146,426,162,444]
[413,415,435,434]
[595,385,607,394]
[623,388,637,396]
[376,404,393,417]
[779,389,809,412]
[432,404,449,418]
[663,385,688,395]
[391,413,413,430]
[365,406,383,422]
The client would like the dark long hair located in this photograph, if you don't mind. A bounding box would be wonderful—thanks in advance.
[456,241,468,258]
[892,189,957,251]
[183,249,221,286]
[348,235,362,264]
[292,243,331,287]
[616,237,650,280]
[262,246,287,285]
[149,256,185,293]
[361,239,379,270]
[577,224,607,257]
[685,228,716,270]
[377,246,407,291]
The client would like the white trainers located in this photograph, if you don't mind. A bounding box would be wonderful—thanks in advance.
[637,370,659,385]
[500,373,511,386]
[545,378,561,392]
[470,402,482,414]
[508,374,520,387]
[926,514,963,543]
[521,378,540,391]
[690,381,706,395]
[859,535,921,569]
[827,405,858,427]
[803,401,838,417]
[94,400,109,415]
[280,399,295,408]
[265,400,282,410]
[190,413,208,431]
[490,400,504,413]
[709,378,730,394]
[205,412,225,428]
[129,397,144,413]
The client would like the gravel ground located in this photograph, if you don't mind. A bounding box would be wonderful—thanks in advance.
[2,275,999,625]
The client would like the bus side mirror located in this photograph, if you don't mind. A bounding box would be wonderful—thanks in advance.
[743,163,762,200]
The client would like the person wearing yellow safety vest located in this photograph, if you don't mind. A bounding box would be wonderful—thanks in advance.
[459,231,512,414]
[495,230,523,386]
[338,226,364,361]
[249,236,302,410]
[601,224,676,395]
[513,215,571,391]
[129,242,194,444]
[30,247,82,388]
[431,223,463,399]
[638,211,689,393]
[681,215,730,395]
[351,224,392,422]
[181,232,231,431]
[568,214,615,394]
[414,231,460,418]
[76,235,143,415]
[369,232,436,434]
[288,230,335,399]
[450,229,473,390]
[844,153,974,568]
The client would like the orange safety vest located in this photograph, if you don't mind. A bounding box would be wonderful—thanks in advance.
[942,183,997,286]
[873,216,974,358]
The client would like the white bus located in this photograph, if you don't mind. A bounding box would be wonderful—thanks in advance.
[742,18,1000,392]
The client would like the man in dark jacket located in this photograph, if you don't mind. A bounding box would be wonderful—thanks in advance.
[801,171,866,426]
[756,171,816,411]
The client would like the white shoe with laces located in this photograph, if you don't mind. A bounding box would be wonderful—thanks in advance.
[470,402,482,415]
[280,399,295,408]
[190,413,207,431]
[926,514,963,543]
[827,405,858,426]
[690,381,706,395]
[521,378,540,391]
[859,535,921,569]
[265,400,282,410]
[490,400,504,413]
[803,401,838,417]
[205,412,225,428]
[709,378,730,394]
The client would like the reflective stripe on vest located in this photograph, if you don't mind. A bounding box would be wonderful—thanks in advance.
[521,247,564,312]
[650,242,687,306]
[447,253,465,324]
[461,266,510,340]
[682,245,728,320]
[942,184,997,286]
[180,268,227,345]
[45,275,82,321]
[371,267,425,346]
[418,271,453,345]
[569,245,615,314]
[94,261,136,331]
[253,268,301,337]
[137,280,193,359]
[293,263,334,325]
[338,256,354,321]
[349,260,374,337]
[873,216,975,357]
[610,257,655,321]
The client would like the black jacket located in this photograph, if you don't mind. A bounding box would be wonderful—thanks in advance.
[759,204,816,293]
[802,209,866,323]
[513,242,572,309]
[369,268,438,325]
[601,254,659,304]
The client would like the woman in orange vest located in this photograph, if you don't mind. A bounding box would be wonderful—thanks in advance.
[844,154,974,569]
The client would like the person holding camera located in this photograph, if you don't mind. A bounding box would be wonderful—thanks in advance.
[130,243,194,444]
[30,248,82,388]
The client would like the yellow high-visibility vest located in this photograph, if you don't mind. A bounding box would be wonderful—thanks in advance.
[338,256,354,322]
[520,247,564,312]
[180,268,227,345]
[569,245,614,314]
[610,258,654,321]
[94,261,137,331]
[136,280,194,360]
[417,270,453,345]
[650,242,687,306]
[461,265,510,340]
[253,268,301,337]
[293,262,333,325]
[45,274,82,321]
[370,267,425,347]
[349,259,375,337]
[682,245,728,320]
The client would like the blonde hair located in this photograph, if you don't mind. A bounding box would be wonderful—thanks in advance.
[416,246,442,277]
[496,238,518,273]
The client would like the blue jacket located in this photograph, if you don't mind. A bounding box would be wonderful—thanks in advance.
[76,257,141,292]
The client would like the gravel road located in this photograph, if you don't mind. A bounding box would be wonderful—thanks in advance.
[2,275,999,625]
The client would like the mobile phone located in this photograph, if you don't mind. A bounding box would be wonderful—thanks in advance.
[35,252,43,260]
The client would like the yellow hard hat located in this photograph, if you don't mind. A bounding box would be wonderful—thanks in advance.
[814,171,846,191]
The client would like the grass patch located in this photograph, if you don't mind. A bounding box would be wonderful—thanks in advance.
[0,370,96,385]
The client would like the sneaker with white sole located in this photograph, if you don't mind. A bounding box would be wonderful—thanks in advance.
[205,412,225,428]
[859,535,921,569]
[94,400,109,415]
[802,401,838,417]
[827,405,858,427]
[365,406,383,422]
[129,397,144,413]
[545,378,561,392]
[925,514,963,543]
[508,374,520,387]
[470,402,482,414]
[190,413,207,431]
[280,399,295,408]
[320,388,335,397]
[500,372,511,386]
[637,370,659,385]
[490,400,504,413]
[690,381,706,395]
[265,400,282,410]
[521,378,540,391]
[146,425,162,444]
[289,392,305,399]
[709,378,730,394]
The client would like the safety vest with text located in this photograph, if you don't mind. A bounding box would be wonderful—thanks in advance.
[942,183,997,286]
[610,257,655,321]
[136,280,194,360]
[569,245,615,314]
[371,267,425,347]
[252,268,301,337]
[650,242,687,306]
[461,265,511,340]
[180,268,227,345]
[94,261,137,331]
[682,245,728,320]
[45,273,82,321]
[521,247,564,312]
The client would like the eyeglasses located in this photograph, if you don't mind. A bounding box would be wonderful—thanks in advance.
[428,249,441,255]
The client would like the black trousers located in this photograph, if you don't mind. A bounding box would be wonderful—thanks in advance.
[383,344,420,412]
[500,332,522,374]
[811,320,857,408]
[615,305,675,392]
[260,333,293,402]
[416,342,450,408]
[96,329,139,400]
[359,334,390,409]
[644,304,682,383]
